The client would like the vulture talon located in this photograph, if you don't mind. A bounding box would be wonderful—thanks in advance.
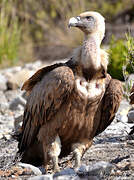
[73,149,81,169]
[52,156,60,173]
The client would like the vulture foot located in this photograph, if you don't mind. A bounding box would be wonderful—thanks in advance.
[43,135,61,172]
[72,139,92,169]
[74,149,81,169]
[52,156,60,172]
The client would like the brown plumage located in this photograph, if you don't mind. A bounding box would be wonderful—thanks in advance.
[18,11,123,171]
[130,84,134,104]
[129,84,134,135]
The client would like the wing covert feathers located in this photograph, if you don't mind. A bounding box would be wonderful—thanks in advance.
[21,63,65,93]
[19,66,74,153]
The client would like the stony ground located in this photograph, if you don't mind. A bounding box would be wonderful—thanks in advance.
[0,60,134,180]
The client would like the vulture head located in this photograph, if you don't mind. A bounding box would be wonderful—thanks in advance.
[69,11,105,42]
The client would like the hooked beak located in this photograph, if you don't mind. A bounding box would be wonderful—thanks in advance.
[68,16,81,28]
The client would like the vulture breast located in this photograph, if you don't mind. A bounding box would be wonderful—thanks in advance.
[58,76,106,145]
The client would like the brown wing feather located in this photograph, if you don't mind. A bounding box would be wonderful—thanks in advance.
[130,84,134,104]
[129,84,134,134]
[95,78,123,136]
[19,66,74,153]
[21,63,65,93]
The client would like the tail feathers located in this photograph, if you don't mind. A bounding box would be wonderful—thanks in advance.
[19,140,44,166]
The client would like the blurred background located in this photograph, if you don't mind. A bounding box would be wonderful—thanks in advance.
[0,0,134,80]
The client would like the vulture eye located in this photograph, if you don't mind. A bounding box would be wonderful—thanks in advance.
[86,16,93,21]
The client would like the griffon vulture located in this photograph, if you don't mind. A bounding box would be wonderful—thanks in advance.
[129,84,134,135]
[130,84,134,105]
[18,11,123,172]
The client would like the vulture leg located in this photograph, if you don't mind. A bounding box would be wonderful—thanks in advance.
[48,135,61,172]
[42,142,49,172]
[72,139,92,169]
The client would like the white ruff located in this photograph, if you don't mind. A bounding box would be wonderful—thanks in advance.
[75,77,105,98]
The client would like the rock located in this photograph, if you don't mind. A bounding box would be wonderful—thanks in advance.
[116,99,131,114]
[116,107,130,123]
[101,121,131,135]
[3,134,11,140]
[54,175,80,180]
[0,133,3,139]
[28,174,53,180]
[53,168,79,180]
[18,163,42,176]
[14,114,23,130]
[0,74,7,91]
[0,102,9,112]
[7,79,18,90]
[0,114,14,139]
[38,166,46,174]
[0,91,8,103]
[54,168,76,178]
[9,96,26,110]
[0,165,34,178]
[6,69,34,90]
[0,114,14,125]
[77,161,113,178]
[85,176,99,180]
[0,102,9,114]
[2,66,22,74]
[129,162,134,170]
[116,114,128,123]
[24,60,43,71]
[0,91,9,113]
[5,90,23,102]
[117,161,134,171]
[128,109,134,123]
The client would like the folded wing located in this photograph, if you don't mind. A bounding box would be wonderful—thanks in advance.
[19,65,75,153]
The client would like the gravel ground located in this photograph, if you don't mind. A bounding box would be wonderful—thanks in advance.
[0,121,134,179]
